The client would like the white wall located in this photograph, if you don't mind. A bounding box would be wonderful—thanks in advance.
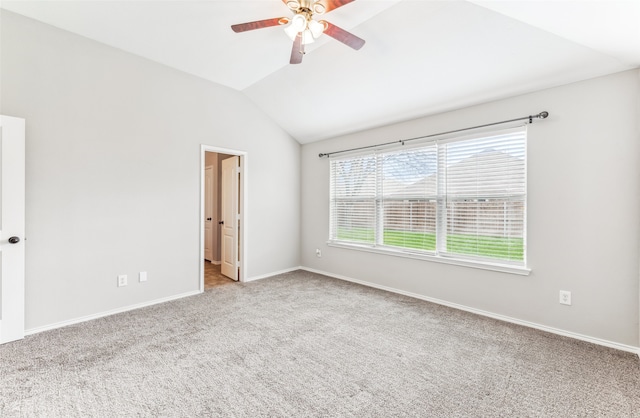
[0,11,301,330]
[301,70,640,348]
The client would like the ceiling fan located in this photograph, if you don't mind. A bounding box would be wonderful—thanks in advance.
[231,0,365,64]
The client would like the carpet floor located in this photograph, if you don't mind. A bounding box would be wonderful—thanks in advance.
[1,270,639,417]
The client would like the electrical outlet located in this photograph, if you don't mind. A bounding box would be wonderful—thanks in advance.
[316,249,322,258]
[139,271,148,282]
[559,290,571,305]
[117,274,128,287]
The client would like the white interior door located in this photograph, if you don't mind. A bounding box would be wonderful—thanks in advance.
[220,156,239,281]
[204,166,214,262]
[0,115,26,345]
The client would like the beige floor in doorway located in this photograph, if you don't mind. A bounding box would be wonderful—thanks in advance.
[204,261,236,289]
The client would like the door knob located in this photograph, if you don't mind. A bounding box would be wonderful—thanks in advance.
[218,221,224,225]
[8,236,20,244]
[207,218,212,221]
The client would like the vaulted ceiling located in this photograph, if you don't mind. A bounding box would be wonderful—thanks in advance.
[2,0,639,143]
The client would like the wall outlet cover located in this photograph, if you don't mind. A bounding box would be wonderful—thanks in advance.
[559,290,571,305]
[117,274,128,287]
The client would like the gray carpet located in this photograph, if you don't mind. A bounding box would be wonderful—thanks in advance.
[1,270,639,417]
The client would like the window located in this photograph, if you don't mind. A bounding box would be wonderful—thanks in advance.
[329,127,527,269]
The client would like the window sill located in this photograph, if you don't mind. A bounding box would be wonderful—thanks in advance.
[326,241,531,276]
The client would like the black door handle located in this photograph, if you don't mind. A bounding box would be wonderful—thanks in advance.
[218,221,224,225]
[8,236,20,244]
[206,218,212,221]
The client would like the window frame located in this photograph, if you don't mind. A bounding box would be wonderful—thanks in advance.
[328,127,530,275]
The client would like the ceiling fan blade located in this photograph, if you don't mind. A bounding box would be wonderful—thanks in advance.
[319,0,356,13]
[321,21,365,50]
[290,33,304,64]
[231,17,287,33]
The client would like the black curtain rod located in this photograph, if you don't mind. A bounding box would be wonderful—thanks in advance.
[318,111,549,158]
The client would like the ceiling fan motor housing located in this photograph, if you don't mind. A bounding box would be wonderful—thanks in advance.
[287,0,326,15]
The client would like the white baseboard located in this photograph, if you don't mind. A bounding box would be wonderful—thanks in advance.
[25,290,202,336]
[300,266,640,357]
[24,266,639,358]
[24,265,302,336]
[244,266,302,283]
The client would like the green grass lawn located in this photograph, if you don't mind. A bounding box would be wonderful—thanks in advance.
[337,228,523,261]
[384,230,436,251]
[337,228,376,243]
[446,234,523,261]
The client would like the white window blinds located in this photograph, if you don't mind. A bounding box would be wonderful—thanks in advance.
[381,146,438,251]
[439,130,526,262]
[329,127,526,266]
[330,155,377,244]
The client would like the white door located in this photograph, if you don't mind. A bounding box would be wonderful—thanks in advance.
[0,115,26,345]
[220,156,239,281]
[204,166,214,262]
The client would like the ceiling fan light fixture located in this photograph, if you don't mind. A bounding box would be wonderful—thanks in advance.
[307,19,325,38]
[284,14,307,41]
[284,26,298,41]
[301,29,315,44]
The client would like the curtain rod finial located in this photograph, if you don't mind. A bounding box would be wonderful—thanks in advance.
[538,111,549,119]
[319,153,327,158]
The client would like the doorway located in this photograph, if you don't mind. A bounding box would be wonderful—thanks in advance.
[200,146,246,291]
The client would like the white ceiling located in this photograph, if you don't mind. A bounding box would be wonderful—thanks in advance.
[2,0,639,144]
